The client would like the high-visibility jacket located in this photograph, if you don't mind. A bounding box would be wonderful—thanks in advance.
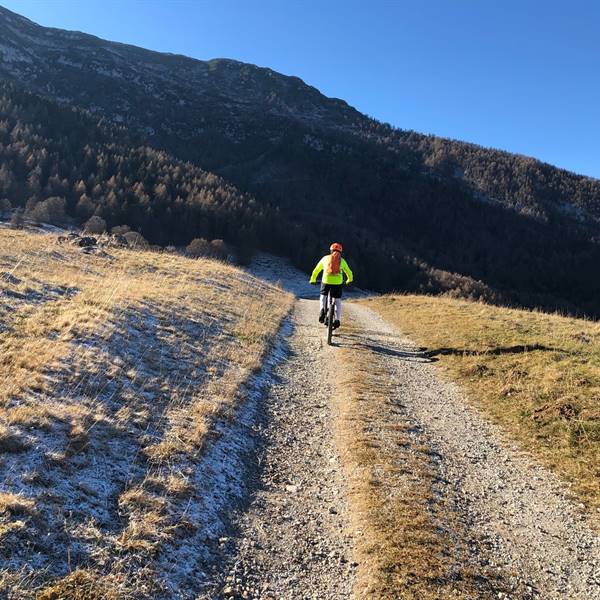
[309,255,354,285]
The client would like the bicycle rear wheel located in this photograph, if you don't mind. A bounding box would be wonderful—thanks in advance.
[327,294,335,345]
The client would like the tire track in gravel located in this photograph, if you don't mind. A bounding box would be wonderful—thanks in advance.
[208,299,356,600]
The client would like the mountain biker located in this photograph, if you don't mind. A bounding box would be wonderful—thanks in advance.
[309,242,353,329]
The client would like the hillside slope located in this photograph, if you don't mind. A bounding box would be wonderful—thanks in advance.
[0,226,291,598]
[0,82,278,253]
[2,6,600,315]
[1,228,598,599]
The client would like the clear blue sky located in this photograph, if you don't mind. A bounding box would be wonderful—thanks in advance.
[4,0,600,178]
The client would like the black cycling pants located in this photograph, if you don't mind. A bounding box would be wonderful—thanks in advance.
[320,283,343,298]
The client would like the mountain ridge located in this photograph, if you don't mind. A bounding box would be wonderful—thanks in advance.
[2,5,600,316]
[1,3,598,222]
[0,5,360,128]
[0,4,594,182]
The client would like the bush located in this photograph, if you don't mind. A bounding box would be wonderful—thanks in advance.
[186,238,231,261]
[124,231,149,249]
[209,239,231,261]
[186,237,211,258]
[25,196,67,225]
[27,202,49,225]
[43,197,67,225]
[10,208,24,229]
[111,224,131,235]
[84,216,107,234]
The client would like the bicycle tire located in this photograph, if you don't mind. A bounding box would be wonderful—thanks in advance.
[327,294,335,345]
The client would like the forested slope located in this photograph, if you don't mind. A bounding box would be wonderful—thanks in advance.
[2,6,600,315]
[0,83,273,253]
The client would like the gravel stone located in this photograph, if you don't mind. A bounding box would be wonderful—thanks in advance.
[203,299,355,599]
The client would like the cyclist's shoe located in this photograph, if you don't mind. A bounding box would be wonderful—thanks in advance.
[333,319,341,330]
[318,308,326,323]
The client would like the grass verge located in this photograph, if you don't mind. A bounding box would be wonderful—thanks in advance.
[0,228,293,598]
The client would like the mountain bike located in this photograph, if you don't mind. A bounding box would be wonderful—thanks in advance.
[312,282,346,345]
[324,283,349,345]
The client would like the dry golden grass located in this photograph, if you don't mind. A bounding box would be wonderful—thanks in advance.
[334,320,508,599]
[0,491,35,517]
[0,227,293,597]
[35,569,123,600]
[364,294,600,517]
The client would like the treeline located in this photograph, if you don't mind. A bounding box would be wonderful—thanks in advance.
[0,83,425,293]
[360,119,600,225]
[212,120,600,317]
[0,83,271,254]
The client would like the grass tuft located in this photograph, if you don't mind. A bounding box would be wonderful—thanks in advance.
[36,569,121,600]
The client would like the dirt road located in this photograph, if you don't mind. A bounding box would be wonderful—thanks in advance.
[201,256,599,599]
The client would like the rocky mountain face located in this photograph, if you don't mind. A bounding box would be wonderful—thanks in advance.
[0,6,362,159]
[2,5,600,315]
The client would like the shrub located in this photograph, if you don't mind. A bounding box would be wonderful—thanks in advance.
[209,239,230,261]
[124,231,149,249]
[10,208,24,229]
[84,216,107,234]
[111,224,131,235]
[186,238,231,261]
[27,202,49,225]
[43,197,67,225]
[25,196,67,225]
[186,237,211,258]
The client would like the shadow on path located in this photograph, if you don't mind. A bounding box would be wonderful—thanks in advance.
[330,330,434,363]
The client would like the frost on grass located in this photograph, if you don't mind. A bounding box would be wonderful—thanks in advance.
[0,229,292,598]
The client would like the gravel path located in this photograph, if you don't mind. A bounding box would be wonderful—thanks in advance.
[205,256,599,599]
[207,299,356,599]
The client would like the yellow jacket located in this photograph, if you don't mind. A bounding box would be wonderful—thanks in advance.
[310,255,354,285]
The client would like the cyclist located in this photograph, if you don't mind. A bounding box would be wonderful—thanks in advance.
[309,242,354,329]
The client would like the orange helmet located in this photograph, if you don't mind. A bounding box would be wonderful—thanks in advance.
[330,242,343,253]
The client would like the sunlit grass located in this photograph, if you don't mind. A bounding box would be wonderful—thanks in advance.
[364,294,600,515]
